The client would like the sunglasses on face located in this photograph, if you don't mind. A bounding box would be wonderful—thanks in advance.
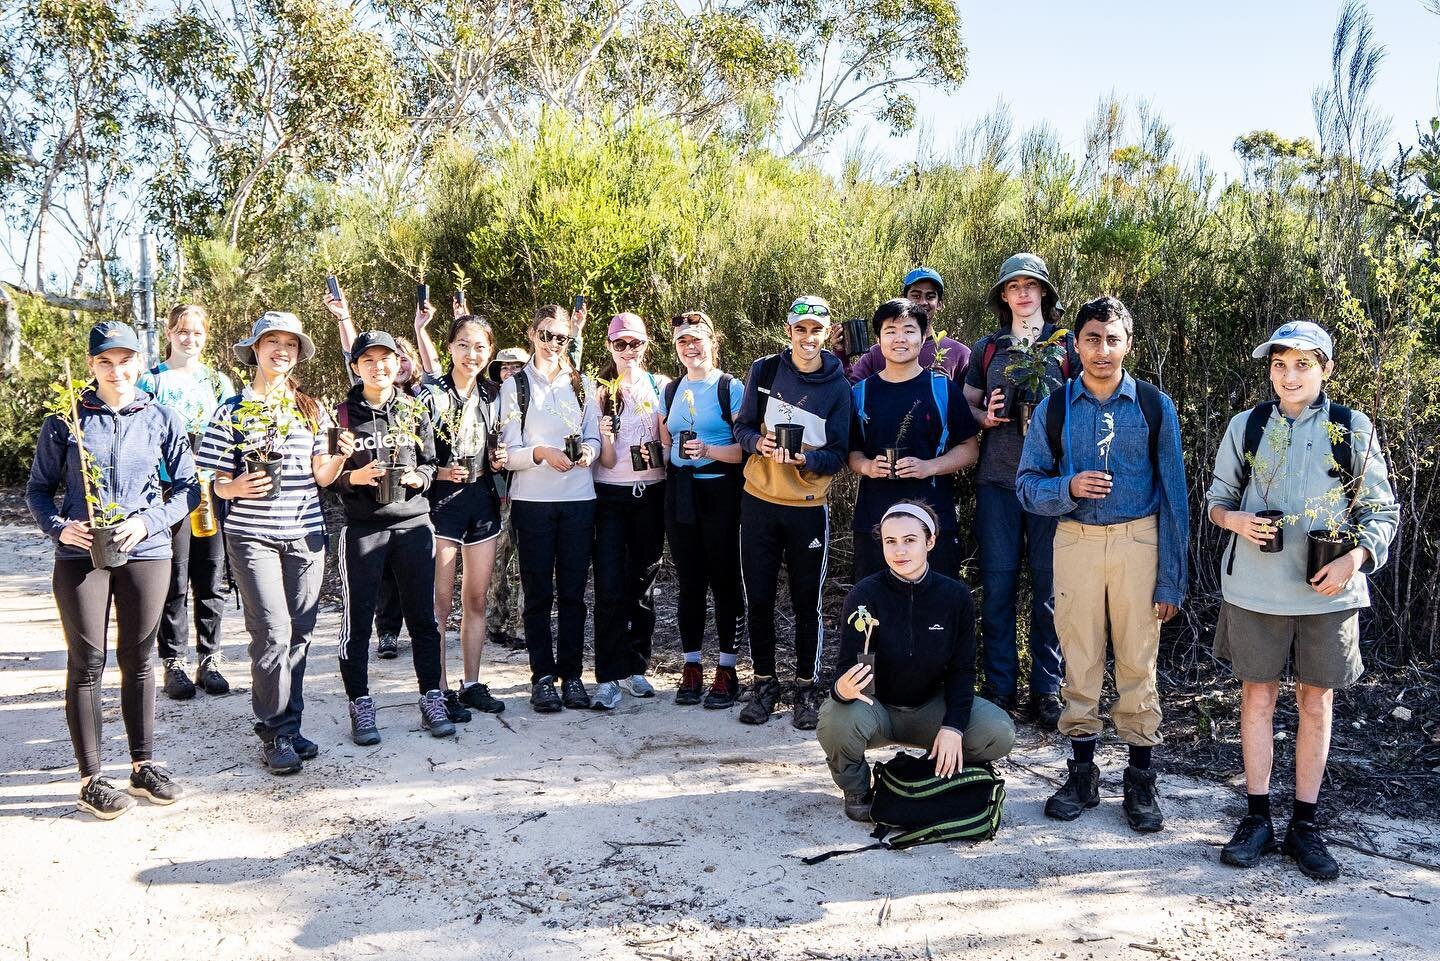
[610,339,644,352]
[789,303,830,317]
[536,329,572,346]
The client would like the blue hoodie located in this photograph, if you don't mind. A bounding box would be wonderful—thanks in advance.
[733,348,851,507]
[27,387,199,561]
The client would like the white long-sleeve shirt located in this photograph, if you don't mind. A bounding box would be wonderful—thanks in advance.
[499,363,602,503]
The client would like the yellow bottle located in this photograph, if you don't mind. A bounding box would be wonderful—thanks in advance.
[190,477,218,538]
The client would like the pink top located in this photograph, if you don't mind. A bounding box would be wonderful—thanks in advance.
[593,374,667,486]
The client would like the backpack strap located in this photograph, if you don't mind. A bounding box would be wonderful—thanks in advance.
[717,373,735,428]
[515,369,531,434]
[1225,401,1277,575]
[1133,379,1163,469]
[930,371,949,457]
[851,379,869,443]
[663,377,680,416]
[1044,380,1069,471]
[980,338,997,379]
[753,354,784,424]
[1327,401,1354,486]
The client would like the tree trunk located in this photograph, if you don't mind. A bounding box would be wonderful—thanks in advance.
[0,284,19,379]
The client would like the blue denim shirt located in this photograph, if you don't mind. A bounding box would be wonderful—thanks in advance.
[1015,373,1189,607]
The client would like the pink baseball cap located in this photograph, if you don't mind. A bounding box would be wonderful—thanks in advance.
[607,313,648,342]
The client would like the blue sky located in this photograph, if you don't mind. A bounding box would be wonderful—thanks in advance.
[829,0,1440,179]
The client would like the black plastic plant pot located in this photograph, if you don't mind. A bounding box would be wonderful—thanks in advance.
[453,455,479,483]
[645,440,666,469]
[773,423,804,456]
[883,447,901,479]
[187,431,203,453]
[1306,531,1356,582]
[244,452,283,501]
[88,525,129,570]
[564,435,583,462]
[841,318,872,359]
[393,446,417,469]
[629,445,647,471]
[1016,402,1034,437]
[1256,509,1285,554]
[416,282,429,308]
[676,431,697,460]
[375,465,406,505]
[998,383,1021,420]
[326,428,342,455]
[857,652,876,698]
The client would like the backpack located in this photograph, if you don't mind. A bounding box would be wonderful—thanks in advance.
[852,370,952,458]
[1222,399,1354,575]
[1044,376,1165,474]
[980,330,1075,383]
[802,753,1006,864]
[663,373,736,430]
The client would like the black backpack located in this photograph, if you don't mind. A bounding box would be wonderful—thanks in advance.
[802,752,1006,863]
[1044,376,1165,472]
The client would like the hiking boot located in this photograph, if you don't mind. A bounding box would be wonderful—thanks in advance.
[1283,819,1341,880]
[262,736,303,775]
[739,676,783,725]
[561,677,591,709]
[349,696,381,746]
[791,682,824,730]
[1044,760,1100,821]
[703,666,740,710]
[1031,692,1063,731]
[458,681,506,714]
[592,681,622,710]
[291,732,320,760]
[444,689,473,723]
[982,686,1017,717]
[127,764,184,804]
[194,654,230,695]
[1221,814,1279,868]
[420,690,457,737]
[531,676,563,713]
[377,634,399,659]
[1122,766,1165,832]
[675,663,705,706]
[844,789,875,823]
[619,674,655,698]
[78,777,136,820]
[163,658,196,700]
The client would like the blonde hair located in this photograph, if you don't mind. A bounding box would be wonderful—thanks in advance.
[164,304,210,359]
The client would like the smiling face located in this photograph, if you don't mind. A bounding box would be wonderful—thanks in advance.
[608,337,647,367]
[253,331,301,378]
[87,348,142,394]
[352,346,398,392]
[1076,317,1130,385]
[905,279,944,316]
[1269,346,1331,410]
[167,314,207,361]
[788,318,826,370]
[880,514,935,580]
[1001,277,1044,324]
[448,321,492,381]
[674,332,713,374]
[529,318,571,364]
[878,314,924,367]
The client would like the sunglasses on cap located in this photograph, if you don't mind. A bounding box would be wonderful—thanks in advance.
[536,329,572,346]
[671,312,712,327]
[789,303,830,317]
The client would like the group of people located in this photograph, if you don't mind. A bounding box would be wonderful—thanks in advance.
[26,252,1398,884]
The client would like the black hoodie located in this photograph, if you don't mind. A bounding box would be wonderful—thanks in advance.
[329,384,437,527]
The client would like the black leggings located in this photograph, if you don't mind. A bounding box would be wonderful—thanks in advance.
[54,558,170,778]
[666,472,745,657]
[337,523,444,699]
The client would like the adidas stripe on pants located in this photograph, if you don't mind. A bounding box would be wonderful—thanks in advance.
[739,492,828,683]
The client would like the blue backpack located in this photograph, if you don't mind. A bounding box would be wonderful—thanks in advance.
[852,370,952,458]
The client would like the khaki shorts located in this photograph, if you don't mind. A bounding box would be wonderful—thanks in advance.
[1213,602,1363,690]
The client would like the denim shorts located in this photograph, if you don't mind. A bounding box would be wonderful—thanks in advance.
[1213,601,1363,690]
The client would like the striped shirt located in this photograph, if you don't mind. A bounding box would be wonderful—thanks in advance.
[196,388,331,541]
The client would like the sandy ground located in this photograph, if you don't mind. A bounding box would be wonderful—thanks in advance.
[1,521,1437,961]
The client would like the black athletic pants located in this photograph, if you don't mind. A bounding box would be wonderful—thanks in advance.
[375,565,403,639]
[739,493,829,683]
[593,482,665,683]
[156,518,225,662]
[337,523,444,699]
[512,499,595,683]
[54,558,170,778]
[666,472,745,656]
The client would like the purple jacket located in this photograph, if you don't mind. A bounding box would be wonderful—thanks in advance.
[843,337,970,384]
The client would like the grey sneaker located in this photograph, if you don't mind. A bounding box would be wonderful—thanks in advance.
[261,736,303,775]
[619,674,655,698]
[78,776,136,820]
[591,681,623,710]
[420,690,457,737]
[128,764,184,804]
[349,696,381,746]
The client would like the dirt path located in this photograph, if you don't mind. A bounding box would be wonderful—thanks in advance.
[1,521,1435,961]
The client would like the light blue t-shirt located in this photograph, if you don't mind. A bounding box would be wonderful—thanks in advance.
[660,369,744,478]
[138,362,235,481]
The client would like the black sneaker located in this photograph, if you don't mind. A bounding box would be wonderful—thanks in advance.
[420,690,457,737]
[739,676,783,725]
[78,776,136,820]
[291,732,320,760]
[560,677,591,709]
[349,696,381,746]
[703,666,740,710]
[1221,814,1279,868]
[1122,766,1165,832]
[1030,692,1063,731]
[262,736,304,775]
[791,682,824,730]
[128,764,184,804]
[444,689,473,723]
[458,681,506,714]
[675,663,705,706]
[377,634,399,660]
[194,655,230,695]
[163,658,196,701]
[531,676,563,713]
[1044,760,1100,821]
[1283,819,1341,880]
[844,789,875,823]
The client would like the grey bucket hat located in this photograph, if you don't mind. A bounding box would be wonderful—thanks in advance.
[233,311,317,366]
[985,253,1064,316]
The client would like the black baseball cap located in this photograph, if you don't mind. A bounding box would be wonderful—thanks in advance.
[350,330,399,364]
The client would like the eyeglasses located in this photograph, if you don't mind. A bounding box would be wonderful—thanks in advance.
[610,339,644,352]
[789,303,830,317]
[536,329,572,346]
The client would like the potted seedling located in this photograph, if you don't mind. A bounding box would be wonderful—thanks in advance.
[544,388,586,462]
[884,400,921,479]
[676,389,699,461]
[433,401,476,482]
[375,394,425,504]
[1242,421,1291,553]
[632,397,665,470]
[772,392,808,457]
[230,394,297,501]
[47,366,131,568]
[1001,328,1069,435]
[1095,411,1116,498]
[847,605,880,698]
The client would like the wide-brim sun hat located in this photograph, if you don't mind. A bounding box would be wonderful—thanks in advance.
[1250,320,1334,360]
[985,252,1062,314]
[487,346,530,381]
[234,311,316,366]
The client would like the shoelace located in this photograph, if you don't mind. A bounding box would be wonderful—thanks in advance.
[136,765,169,788]
[710,670,735,695]
[423,693,449,723]
[352,699,377,729]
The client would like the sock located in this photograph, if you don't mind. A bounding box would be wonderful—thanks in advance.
[684,651,701,665]
[461,680,477,690]
[1129,745,1153,770]
[1248,793,1271,820]
[1071,737,1097,765]
[718,652,737,668]
[1293,798,1318,823]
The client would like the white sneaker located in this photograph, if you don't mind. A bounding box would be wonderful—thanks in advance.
[592,681,623,710]
[619,674,655,698]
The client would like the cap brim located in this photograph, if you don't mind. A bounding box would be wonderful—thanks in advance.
[1251,337,1325,359]
[672,323,711,341]
[90,340,142,356]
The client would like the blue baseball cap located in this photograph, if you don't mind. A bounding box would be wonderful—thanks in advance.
[903,267,945,297]
[1251,321,1334,360]
[350,330,400,365]
[88,321,143,356]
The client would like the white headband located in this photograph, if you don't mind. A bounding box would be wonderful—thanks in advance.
[881,503,935,537]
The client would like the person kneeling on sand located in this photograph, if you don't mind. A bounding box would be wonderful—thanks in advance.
[816,501,1016,822]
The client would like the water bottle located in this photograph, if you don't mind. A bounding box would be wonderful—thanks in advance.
[190,477,218,538]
